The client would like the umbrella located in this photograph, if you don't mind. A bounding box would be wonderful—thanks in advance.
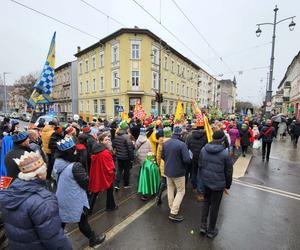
[271,114,286,123]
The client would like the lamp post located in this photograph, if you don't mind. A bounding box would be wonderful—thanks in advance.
[3,72,11,115]
[256,5,296,118]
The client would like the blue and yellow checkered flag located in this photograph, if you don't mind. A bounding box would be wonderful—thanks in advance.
[28,32,56,107]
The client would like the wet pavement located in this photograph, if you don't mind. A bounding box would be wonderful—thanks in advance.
[68,138,300,250]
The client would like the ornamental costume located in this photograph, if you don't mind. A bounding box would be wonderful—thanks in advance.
[137,154,160,196]
[0,135,13,176]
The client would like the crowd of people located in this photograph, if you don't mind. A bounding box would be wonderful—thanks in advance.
[0,112,299,248]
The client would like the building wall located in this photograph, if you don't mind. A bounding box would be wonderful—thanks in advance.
[288,58,300,119]
[76,31,207,121]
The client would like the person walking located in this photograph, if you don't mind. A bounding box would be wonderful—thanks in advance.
[199,130,233,238]
[0,151,72,249]
[228,124,240,157]
[185,122,208,201]
[239,124,251,157]
[52,136,106,247]
[162,125,191,222]
[112,122,134,190]
[258,119,276,162]
[290,119,300,147]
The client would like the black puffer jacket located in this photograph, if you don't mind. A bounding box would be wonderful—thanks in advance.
[290,122,300,136]
[186,129,207,164]
[112,129,134,160]
[199,142,233,191]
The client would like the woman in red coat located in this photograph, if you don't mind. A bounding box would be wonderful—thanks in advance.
[89,134,117,213]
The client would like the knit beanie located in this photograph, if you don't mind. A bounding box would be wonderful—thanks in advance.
[242,124,248,129]
[119,122,129,130]
[213,130,225,141]
[163,127,172,137]
[173,125,182,135]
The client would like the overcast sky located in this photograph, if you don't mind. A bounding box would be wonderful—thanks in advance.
[1,0,299,105]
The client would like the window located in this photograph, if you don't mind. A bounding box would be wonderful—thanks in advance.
[169,101,174,114]
[100,52,104,67]
[186,86,189,97]
[152,48,158,64]
[100,99,106,113]
[94,99,98,113]
[80,101,83,112]
[164,56,168,70]
[152,72,158,89]
[170,81,174,93]
[112,71,119,88]
[112,45,118,63]
[79,82,83,94]
[79,62,82,74]
[92,79,96,92]
[131,43,140,59]
[162,100,167,114]
[92,56,96,70]
[100,76,104,90]
[132,71,139,86]
[85,80,89,93]
[171,60,174,73]
[176,83,180,94]
[191,72,194,80]
[182,85,185,96]
[182,67,185,78]
[85,59,89,73]
[187,69,190,80]
[177,64,180,75]
[113,99,119,117]
[86,100,90,112]
[163,79,167,92]
[151,100,157,112]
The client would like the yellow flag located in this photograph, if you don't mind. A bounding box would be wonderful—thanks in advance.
[175,100,184,122]
[204,115,213,142]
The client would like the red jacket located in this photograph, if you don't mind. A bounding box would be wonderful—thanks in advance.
[248,128,255,143]
[89,148,115,193]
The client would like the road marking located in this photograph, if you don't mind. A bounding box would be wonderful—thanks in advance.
[233,180,300,200]
[232,154,252,178]
[85,193,166,250]
[234,178,300,198]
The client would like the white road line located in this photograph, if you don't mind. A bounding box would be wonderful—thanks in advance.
[234,179,300,198]
[233,180,300,200]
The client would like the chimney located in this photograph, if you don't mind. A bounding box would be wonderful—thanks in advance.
[77,46,81,53]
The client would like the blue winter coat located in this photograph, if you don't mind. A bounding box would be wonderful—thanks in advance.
[0,179,72,250]
[199,143,233,191]
[162,135,191,177]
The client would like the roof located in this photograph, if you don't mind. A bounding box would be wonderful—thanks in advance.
[74,28,200,70]
[219,78,237,88]
[55,62,72,72]
[278,50,300,89]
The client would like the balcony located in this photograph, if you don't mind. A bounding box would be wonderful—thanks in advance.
[283,97,290,102]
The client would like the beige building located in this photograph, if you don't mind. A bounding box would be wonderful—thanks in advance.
[53,61,78,121]
[219,78,237,113]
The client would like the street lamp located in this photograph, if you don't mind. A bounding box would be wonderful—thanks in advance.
[256,5,296,118]
[3,72,11,115]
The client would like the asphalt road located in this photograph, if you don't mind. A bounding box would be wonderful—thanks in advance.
[68,138,300,250]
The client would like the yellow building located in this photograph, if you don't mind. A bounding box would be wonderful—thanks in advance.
[75,28,204,122]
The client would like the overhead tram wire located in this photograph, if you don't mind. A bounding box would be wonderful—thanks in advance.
[9,0,100,40]
[171,0,234,74]
[131,0,218,75]
[79,0,126,27]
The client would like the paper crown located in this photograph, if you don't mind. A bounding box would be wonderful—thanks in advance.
[173,125,183,135]
[12,131,29,143]
[13,151,44,173]
[163,127,172,137]
[57,136,75,151]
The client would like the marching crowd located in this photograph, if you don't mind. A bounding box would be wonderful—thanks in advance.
[0,112,300,249]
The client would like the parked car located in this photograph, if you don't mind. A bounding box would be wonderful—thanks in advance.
[34,115,56,126]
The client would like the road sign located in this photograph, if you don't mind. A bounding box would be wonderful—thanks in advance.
[266,106,272,112]
[117,106,124,113]
[266,101,272,107]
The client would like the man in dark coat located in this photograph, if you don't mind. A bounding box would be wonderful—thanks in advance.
[199,130,233,238]
[112,122,134,190]
[162,125,191,222]
[290,119,300,147]
[0,151,71,249]
[186,124,208,200]
[258,119,276,161]
[4,131,33,180]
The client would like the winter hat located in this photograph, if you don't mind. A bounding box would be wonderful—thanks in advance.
[65,126,75,135]
[54,126,63,134]
[11,120,19,126]
[143,121,149,127]
[173,125,182,135]
[213,130,225,141]
[82,126,91,134]
[12,131,29,144]
[163,127,172,137]
[73,114,80,121]
[163,120,170,127]
[57,136,76,151]
[242,124,248,129]
[119,122,129,130]
[14,151,47,181]
[148,122,155,129]
[140,127,147,135]
[155,120,162,127]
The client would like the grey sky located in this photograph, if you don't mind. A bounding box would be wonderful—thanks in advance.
[1,0,299,105]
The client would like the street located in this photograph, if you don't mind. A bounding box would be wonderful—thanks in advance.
[67,138,300,250]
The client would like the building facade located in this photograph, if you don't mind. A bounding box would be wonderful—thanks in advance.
[53,61,78,121]
[219,78,237,114]
[75,28,216,121]
[277,51,300,118]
